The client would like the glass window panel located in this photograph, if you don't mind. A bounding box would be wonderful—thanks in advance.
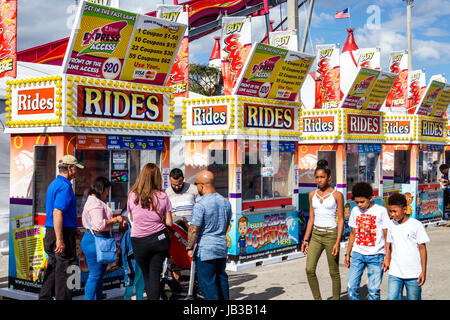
[75,150,109,214]
[130,150,160,188]
[446,150,450,166]
[346,153,359,193]
[419,151,443,184]
[272,152,293,198]
[346,152,380,194]
[242,151,262,201]
[365,152,380,189]
[33,146,56,215]
[242,140,293,202]
[394,150,410,184]
[111,150,129,212]
[207,149,229,198]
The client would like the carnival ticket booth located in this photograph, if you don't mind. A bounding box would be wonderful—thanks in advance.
[445,119,450,166]
[298,67,399,239]
[383,114,446,223]
[299,107,385,238]
[182,95,302,271]
[382,114,417,217]
[3,74,174,298]
[382,78,449,224]
[0,0,188,299]
[180,41,315,271]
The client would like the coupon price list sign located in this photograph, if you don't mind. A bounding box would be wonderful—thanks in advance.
[269,52,314,101]
[120,15,186,85]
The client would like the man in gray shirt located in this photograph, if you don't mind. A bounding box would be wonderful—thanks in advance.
[187,171,232,300]
[165,168,201,230]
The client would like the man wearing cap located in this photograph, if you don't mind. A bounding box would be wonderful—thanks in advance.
[39,155,84,300]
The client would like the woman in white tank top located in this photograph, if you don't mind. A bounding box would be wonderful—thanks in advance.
[300,162,344,300]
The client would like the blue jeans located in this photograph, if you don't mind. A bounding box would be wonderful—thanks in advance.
[347,252,384,300]
[196,257,229,300]
[81,232,109,300]
[387,275,422,300]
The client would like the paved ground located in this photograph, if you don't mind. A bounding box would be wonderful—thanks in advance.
[227,224,450,300]
[1,225,449,300]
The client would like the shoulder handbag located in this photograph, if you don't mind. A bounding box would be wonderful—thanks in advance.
[83,215,117,264]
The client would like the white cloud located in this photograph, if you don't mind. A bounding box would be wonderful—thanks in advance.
[354,0,450,71]
[423,27,449,37]
[414,39,450,62]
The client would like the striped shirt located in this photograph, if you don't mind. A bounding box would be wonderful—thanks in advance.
[165,182,201,218]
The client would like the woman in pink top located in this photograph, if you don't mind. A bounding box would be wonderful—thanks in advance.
[128,163,173,300]
[80,176,123,300]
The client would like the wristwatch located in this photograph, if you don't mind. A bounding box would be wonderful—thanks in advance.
[186,247,193,251]
[345,253,352,257]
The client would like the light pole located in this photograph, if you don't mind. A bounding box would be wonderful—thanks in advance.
[403,0,414,71]
[300,0,315,52]
[287,0,299,50]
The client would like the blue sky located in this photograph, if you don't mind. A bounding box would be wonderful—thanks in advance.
[17,0,450,82]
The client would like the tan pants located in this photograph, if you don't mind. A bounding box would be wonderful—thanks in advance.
[305,227,341,300]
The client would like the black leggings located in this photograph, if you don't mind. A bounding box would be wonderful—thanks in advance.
[131,229,170,300]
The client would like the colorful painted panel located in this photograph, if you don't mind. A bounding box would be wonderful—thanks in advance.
[229,210,299,261]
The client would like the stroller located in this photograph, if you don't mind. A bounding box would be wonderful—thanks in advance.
[159,222,203,300]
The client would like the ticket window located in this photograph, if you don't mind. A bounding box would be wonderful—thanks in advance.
[418,150,442,185]
[242,141,293,201]
[184,145,230,198]
[33,145,56,217]
[75,149,161,213]
[317,151,336,187]
[393,150,410,184]
[445,150,450,166]
[207,149,229,198]
[346,150,380,197]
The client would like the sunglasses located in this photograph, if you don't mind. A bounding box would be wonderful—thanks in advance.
[171,183,184,188]
[194,182,204,186]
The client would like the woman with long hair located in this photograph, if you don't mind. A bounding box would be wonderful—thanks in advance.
[301,160,344,300]
[127,163,173,300]
[81,176,123,300]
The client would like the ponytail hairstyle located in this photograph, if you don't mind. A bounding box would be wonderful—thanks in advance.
[315,159,332,177]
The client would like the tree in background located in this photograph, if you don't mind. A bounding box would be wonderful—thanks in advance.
[189,64,223,96]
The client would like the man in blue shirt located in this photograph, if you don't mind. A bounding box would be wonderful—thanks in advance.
[39,155,84,300]
[187,170,232,300]
[439,164,450,215]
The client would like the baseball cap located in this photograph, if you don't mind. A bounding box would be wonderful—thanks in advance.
[59,155,84,169]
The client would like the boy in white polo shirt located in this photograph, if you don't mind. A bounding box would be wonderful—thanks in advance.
[345,182,391,300]
[385,193,429,300]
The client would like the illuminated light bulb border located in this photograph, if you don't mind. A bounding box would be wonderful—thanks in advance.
[5,76,65,128]
[63,76,175,131]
